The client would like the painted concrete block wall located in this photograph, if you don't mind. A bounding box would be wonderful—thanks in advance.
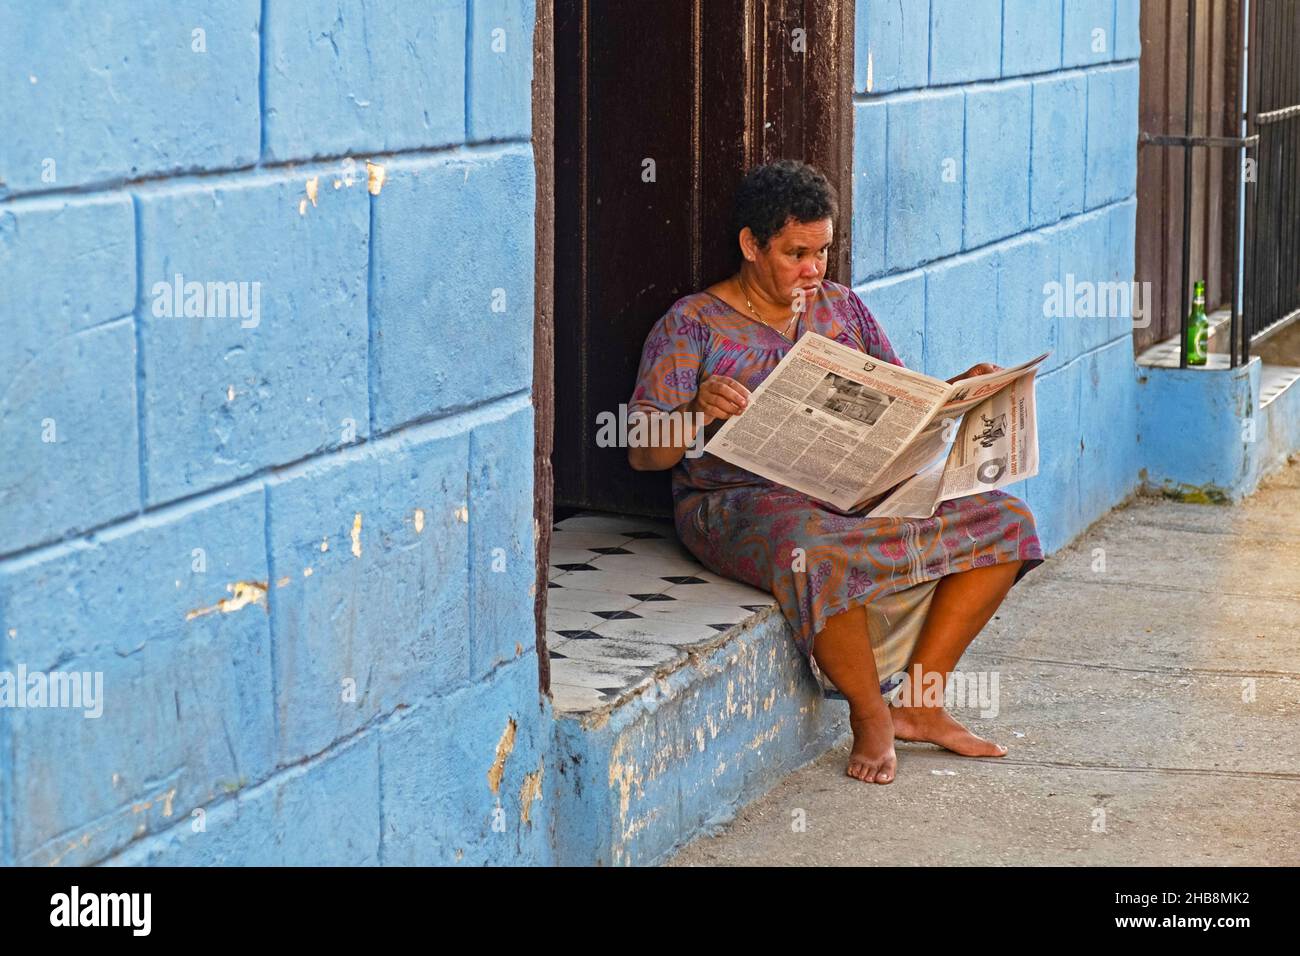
[0,0,547,867]
[1134,357,1300,505]
[853,0,1143,553]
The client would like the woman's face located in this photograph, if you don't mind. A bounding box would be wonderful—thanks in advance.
[745,216,833,304]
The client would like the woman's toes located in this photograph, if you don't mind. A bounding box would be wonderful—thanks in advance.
[891,705,1008,757]
[847,707,900,782]
[847,757,875,782]
[846,756,896,783]
[958,732,1005,757]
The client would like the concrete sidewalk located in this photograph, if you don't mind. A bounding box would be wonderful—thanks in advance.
[667,460,1300,866]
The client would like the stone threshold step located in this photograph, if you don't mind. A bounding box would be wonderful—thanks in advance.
[543,510,849,866]
[548,603,848,866]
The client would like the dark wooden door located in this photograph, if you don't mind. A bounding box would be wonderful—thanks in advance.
[551,0,854,517]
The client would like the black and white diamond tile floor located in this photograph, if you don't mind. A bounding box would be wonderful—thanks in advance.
[546,511,775,713]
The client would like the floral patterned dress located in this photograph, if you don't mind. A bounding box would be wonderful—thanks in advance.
[628,279,1045,692]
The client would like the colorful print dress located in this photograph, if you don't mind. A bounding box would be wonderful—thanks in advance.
[628,279,1046,695]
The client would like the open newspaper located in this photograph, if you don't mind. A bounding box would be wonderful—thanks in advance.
[700,331,1049,518]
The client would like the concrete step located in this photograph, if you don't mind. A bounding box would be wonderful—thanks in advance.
[543,511,849,866]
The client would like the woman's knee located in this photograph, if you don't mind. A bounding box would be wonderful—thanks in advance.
[990,491,1038,530]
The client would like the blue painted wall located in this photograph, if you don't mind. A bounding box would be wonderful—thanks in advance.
[2,0,1163,867]
[853,0,1143,552]
[0,0,549,866]
[1137,360,1257,499]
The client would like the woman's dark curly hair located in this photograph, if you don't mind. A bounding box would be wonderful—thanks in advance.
[730,159,838,257]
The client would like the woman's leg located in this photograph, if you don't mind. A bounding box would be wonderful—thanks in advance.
[890,559,1024,756]
[812,605,896,785]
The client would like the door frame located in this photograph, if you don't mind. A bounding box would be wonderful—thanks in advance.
[532,0,556,694]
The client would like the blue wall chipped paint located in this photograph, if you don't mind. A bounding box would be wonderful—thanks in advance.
[0,0,1182,868]
[854,0,1143,554]
[0,0,547,866]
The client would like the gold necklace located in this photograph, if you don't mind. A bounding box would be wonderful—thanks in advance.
[737,274,800,340]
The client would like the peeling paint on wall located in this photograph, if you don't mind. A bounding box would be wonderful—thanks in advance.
[131,784,177,818]
[305,176,319,207]
[185,580,269,621]
[453,504,469,523]
[519,759,544,826]
[350,512,362,557]
[618,805,662,852]
[487,716,517,795]
[366,161,386,195]
[46,832,93,867]
[413,508,425,533]
[608,736,644,828]
[748,720,784,752]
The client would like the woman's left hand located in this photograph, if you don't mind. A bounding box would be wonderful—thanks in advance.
[947,362,1001,384]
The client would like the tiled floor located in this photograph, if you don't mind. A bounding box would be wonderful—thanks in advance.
[546,511,774,714]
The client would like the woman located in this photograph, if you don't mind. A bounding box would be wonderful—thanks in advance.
[627,159,1045,785]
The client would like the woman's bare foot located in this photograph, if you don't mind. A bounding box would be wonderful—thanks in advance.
[889,704,1007,757]
[846,706,897,784]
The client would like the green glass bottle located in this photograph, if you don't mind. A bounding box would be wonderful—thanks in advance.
[1186,279,1208,366]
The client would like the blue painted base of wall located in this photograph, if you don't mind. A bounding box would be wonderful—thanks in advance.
[548,608,847,867]
[1136,358,1300,502]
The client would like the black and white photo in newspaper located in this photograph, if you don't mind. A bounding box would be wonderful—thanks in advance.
[701,332,953,509]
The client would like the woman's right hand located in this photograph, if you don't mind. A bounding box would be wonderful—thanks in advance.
[688,373,751,425]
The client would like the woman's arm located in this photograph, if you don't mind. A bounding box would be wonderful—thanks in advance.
[627,401,704,472]
[628,374,751,471]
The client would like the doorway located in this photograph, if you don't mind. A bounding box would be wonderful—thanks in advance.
[551,0,854,515]
[533,0,856,690]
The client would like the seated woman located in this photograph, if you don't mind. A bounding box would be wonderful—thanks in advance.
[627,159,1045,785]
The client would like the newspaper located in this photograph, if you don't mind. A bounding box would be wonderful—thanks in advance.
[700,330,1048,518]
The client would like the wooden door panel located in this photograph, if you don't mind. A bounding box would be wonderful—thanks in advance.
[552,0,853,515]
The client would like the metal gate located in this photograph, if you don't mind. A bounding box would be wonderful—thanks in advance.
[1244,0,1300,358]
